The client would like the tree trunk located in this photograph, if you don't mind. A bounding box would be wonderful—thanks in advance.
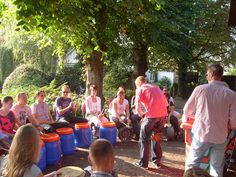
[85,51,104,99]
[177,62,187,98]
[132,44,148,88]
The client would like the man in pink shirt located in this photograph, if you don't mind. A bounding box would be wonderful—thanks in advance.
[183,64,236,177]
[134,76,168,169]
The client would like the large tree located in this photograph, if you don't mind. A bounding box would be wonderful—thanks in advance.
[1,0,120,97]
[148,0,236,97]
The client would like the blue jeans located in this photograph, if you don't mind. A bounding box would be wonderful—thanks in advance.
[139,117,166,167]
[131,114,141,136]
[186,136,227,177]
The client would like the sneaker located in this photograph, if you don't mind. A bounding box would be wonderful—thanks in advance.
[152,161,162,169]
[134,162,148,170]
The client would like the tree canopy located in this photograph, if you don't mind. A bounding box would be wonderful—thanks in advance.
[0,0,235,98]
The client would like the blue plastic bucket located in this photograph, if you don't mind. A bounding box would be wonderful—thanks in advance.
[41,133,61,165]
[37,143,46,171]
[56,128,75,155]
[74,123,92,148]
[99,122,117,145]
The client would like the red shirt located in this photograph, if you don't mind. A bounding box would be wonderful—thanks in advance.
[136,83,168,118]
[0,110,16,134]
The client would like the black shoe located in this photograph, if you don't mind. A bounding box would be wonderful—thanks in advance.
[133,135,139,141]
[134,162,148,169]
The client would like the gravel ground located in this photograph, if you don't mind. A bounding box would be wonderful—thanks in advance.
[44,138,186,177]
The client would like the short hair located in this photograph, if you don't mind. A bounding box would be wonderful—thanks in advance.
[136,76,146,82]
[89,139,114,169]
[17,92,27,101]
[118,86,125,93]
[183,167,212,177]
[207,64,223,79]
[62,85,70,91]
[90,84,98,91]
[35,90,45,97]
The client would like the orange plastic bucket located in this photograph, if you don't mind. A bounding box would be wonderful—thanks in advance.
[75,123,90,129]
[100,122,116,128]
[56,127,73,135]
[41,133,60,142]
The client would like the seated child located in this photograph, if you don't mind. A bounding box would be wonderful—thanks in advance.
[88,139,115,177]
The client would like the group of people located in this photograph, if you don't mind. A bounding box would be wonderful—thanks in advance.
[0,74,181,176]
[0,63,234,177]
[131,64,236,177]
[0,123,115,177]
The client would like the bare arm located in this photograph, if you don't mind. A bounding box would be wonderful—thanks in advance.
[57,104,72,115]
[136,101,144,117]
[114,102,120,119]
[126,104,130,119]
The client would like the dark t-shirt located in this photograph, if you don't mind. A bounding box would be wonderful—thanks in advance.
[0,111,15,134]
[55,97,73,120]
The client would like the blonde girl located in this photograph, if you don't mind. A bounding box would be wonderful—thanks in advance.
[2,124,60,177]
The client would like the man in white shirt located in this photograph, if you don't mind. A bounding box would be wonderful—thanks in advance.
[183,64,236,177]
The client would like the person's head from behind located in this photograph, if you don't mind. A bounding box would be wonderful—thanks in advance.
[61,85,70,98]
[90,84,98,97]
[17,92,28,105]
[35,90,46,103]
[88,139,114,173]
[3,124,41,177]
[183,167,212,177]
[0,96,13,110]
[206,64,223,82]
[135,76,147,89]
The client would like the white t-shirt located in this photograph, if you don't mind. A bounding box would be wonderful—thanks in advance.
[110,98,128,116]
[31,102,50,121]
[11,104,32,125]
[85,96,101,115]
[23,164,41,177]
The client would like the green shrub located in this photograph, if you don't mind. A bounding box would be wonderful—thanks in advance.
[51,62,85,94]
[3,64,52,91]
[0,46,15,84]
[155,76,172,89]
